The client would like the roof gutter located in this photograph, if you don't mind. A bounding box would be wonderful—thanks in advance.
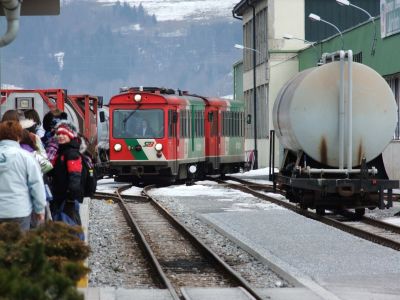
[0,0,22,47]
[232,9,242,20]
[232,0,251,18]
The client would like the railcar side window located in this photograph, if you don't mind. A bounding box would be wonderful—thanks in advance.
[193,110,204,137]
[180,110,189,138]
[168,110,176,137]
[112,109,164,139]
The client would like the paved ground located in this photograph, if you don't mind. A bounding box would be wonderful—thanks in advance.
[81,181,400,299]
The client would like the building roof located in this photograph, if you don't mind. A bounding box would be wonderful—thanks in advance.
[232,0,261,17]
[0,0,60,16]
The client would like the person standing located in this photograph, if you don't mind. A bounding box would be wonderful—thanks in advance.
[20,119,54,223]
[24,109,46,138]
[0,121,46,231]
[1,109,20,122]
[42,109,68,165]
[50,120,83,228]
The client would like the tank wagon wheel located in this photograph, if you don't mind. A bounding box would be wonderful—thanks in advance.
[316,207,326,216]
[354,208,366,219]
[299,202,308,210]
[115,175,132,183]
[332,208,344,215]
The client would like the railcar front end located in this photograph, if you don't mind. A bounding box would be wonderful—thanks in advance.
[107,87,206,183]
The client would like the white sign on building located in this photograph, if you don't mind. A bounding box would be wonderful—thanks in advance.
[381,0,400,38]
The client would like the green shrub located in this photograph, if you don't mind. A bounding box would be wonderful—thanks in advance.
[0,222,90,300]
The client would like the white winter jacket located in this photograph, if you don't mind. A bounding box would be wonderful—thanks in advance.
[0,140,46,218]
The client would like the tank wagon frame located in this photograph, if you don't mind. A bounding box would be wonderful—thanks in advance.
[271,51,399,216]
[271,145,397,215]
[101,87,245,183]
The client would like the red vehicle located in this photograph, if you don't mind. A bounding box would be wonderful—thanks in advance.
[0,89,102,157]
[99,87,246,183]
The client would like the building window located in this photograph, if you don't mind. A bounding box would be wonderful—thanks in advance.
[353,52,362,63]
[243,7,268,72]
[243,20,253,72]
[244,84,269,139]
[386,75,400,140]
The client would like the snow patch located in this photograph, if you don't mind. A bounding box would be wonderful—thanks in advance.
[97,0,238,22]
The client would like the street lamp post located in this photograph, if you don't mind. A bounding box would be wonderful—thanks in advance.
[309,13,344,50]
[283,34,320,64]
[234,44,261,54]
[282,34,314,45]
[336,0,376,55]
[234,43,259,169]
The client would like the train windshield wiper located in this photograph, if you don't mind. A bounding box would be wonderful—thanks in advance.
[122,106,141,128]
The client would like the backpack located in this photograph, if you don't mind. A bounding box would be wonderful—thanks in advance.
[80,153,97,198]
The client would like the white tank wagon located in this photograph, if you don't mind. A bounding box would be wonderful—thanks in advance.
[273,61,397,167]
[271,58,399,217]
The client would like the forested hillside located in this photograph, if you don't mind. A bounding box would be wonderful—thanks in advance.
[1,1,242,101]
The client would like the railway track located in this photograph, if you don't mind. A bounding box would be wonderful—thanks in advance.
[94,186,264,300]
[92,190,164,288]
[221,176,400,251]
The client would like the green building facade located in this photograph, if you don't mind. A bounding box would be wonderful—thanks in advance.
[299,17,400,76]
[298,15,400,138]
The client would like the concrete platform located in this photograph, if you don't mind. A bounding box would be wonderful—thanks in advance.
[200,209,400,300]
[79,288,173,300]
[78,197,90,289]
[181,287,256,300]
[257,287,324,300]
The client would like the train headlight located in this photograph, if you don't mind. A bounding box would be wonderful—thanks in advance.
[188,165,197,174]
[114,143,122,152]
[134,94,142,102]
[155,143,163,151]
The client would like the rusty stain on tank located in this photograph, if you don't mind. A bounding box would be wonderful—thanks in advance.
[358,140,364,165]
[320,137,327,165]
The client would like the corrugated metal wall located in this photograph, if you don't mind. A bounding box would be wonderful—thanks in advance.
[305,0,379,42]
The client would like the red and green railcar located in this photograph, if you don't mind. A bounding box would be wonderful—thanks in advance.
[103,87,245,183]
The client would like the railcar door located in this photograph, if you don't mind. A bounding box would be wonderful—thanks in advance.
[207,108,219,168]
[168,108,178,174]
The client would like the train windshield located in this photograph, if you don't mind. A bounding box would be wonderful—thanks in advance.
[113,109,164,139]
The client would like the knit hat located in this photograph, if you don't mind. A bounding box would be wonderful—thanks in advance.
[55,120,78,139]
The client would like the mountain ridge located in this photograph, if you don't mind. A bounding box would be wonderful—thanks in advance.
[1,0,242,101]
[96,0,239,22]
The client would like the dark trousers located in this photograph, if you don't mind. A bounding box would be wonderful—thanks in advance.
[50,199,82,226]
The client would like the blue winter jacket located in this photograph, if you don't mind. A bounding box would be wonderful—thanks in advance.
[0,140,46,218]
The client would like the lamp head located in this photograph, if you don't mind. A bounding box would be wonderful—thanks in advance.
[336,0,350,6]
[308,13,321,21]
[234,44,244,50]
[283,34,293,40]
